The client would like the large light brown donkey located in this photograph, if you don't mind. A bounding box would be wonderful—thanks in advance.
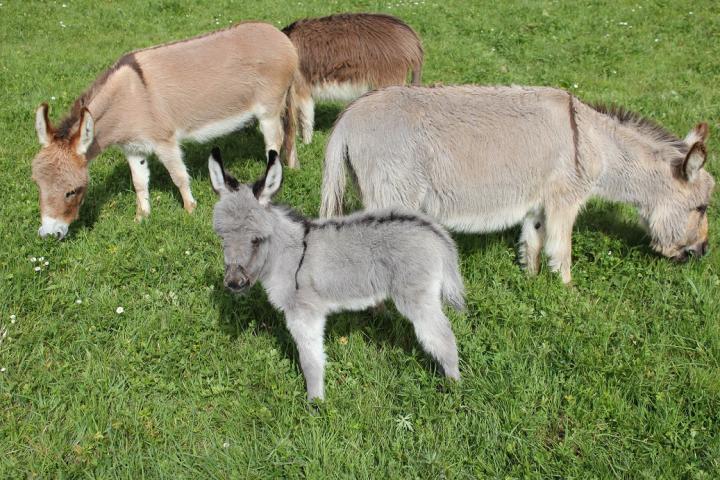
[32,22,299,239]
[282,13,423,144]
[321,86,715,283]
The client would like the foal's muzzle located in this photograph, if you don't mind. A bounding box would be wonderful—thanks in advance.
[224,265,251,293]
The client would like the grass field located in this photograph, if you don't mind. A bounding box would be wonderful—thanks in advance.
[1,0,719,477]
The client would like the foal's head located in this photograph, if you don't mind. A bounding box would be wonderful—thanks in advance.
[209,148,282,293]
[31,103,94,239]
[647,123,714,262]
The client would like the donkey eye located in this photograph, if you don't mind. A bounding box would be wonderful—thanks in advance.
[251,237,264,246]
[65,189,77,198]
[696,205,708,214]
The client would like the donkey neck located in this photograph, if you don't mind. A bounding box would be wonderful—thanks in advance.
[593,119,681,215]
[259,207,309,290]
[60,67,142,160]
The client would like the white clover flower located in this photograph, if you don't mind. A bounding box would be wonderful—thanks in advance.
[76,299,82,304]
[9,314,16,321]
[34,266,41,272]
[39,257,45,261]
[185,250,190,255]
[223,441,230,448]
[30,257,37,262]
[44,261,49,266]
[116,306,125,314]
[0,368,6,373]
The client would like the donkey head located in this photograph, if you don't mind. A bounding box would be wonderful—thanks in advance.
[31,103,94,240]
[209,148,282,293]
[648,123,714,261]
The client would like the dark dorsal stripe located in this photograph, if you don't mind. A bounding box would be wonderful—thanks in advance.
[568,94,580,172]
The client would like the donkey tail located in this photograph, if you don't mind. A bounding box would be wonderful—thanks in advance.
[282,70,300,168]
[410,61,423,86]
[441,246,465,311]
[319,127,348,218]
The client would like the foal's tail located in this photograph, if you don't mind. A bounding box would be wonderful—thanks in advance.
[441,245,466,312]
[282,70,300,168]
[319,128,348,218]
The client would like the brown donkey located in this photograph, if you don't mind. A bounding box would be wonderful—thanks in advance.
[282,13,423,143]
[32,22,299,239]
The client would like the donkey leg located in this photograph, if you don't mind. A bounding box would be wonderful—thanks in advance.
[259,114,296,167]
[543,203,580,284]
[155,142,196,213]
[395,296,460,380]
[285,311,327,401]
[518,209,545,276]
[298,95,315,145]
[126,153,151,221]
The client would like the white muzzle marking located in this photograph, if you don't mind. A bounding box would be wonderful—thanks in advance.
[38,216,69,240]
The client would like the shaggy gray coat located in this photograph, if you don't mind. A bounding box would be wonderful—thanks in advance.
[210,148,464,401]
[321,85,714,283]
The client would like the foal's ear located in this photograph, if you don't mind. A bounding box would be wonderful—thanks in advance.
[684,122,709,146]
[253,150,282,206]
[208,147,239,195]
[683,142,707,182]
[72,108,94,156]
[35,103,54,146]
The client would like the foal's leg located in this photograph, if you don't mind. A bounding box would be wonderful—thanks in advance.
[395,295,460,380]
[155,141,196,213]
[543,202,580,284]
[126,153,151,221]
[518,209,545,276]
[285,311,327,401]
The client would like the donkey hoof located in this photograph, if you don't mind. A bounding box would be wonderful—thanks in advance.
[184,200,197,214]
[302,132,313,144]
[135,209,150,222]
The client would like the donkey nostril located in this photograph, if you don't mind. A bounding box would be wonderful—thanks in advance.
[227,281,241,290]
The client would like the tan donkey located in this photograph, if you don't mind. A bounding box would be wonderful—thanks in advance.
[321,86,715,283]
[32,22,299,239]
[282,13,423,143]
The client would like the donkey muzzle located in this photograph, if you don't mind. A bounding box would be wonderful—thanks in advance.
[38,216,69,240]
[224,265,250,293]
[686,240,709,259]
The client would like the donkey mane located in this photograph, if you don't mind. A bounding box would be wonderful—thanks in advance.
[589,103,686,150]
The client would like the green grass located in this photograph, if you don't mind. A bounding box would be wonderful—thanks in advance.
[1,0,719,477]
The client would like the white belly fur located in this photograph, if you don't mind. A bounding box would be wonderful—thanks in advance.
[312,82,370,103]
[179,110,255,143]
[443,204,536,233]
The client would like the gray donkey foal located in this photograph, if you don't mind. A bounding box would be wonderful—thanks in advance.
[209,148,464,401]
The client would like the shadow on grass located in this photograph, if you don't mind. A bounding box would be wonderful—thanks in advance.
[73,127,268,233]
[203,264,447,381]
[71,102,343,234]
[313,103,344,132]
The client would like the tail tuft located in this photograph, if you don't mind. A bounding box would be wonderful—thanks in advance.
[282,71,299,168]
[319,131,348,218]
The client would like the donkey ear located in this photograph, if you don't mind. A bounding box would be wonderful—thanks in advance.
[683,142,707,182]
[35,103,54,146]
[254,150,282,206]
[73,108,94,156]
[208,147,239,195]
[684,123,709,146]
